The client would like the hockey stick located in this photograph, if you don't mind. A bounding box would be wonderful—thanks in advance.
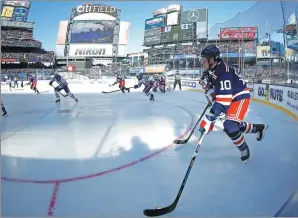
[143,130,206,217]
[102,86,134,94]
[174,101,211,144]
[51,85,68,97]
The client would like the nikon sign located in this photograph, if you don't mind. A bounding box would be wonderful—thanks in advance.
[69,44,113,57]
[73,4,119,18]
[75,48,106,56]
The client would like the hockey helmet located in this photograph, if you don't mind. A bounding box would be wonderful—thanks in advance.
[200,45,220,61]
[54,73,61,81]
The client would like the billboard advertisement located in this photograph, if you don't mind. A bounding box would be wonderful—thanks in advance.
[70,20,115,44]
[1,3,29,21]
[145,15,165,30]
[181,8,207,23]
[219,27,257,40]
[153,8,167,17]
[12,7,28,21]
[166,12,179,26]
[118,21,130,45]
[56,21,69,45]
[3,1,30,8]
[166,5,181,13]
[285,11,298,51]
[144,27,161,46]
[257,45,280,58]
[69,44,113,57]
[1,6,14,20]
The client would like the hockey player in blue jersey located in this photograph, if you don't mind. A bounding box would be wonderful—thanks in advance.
[134,73,155,101]
[198,45,268,163]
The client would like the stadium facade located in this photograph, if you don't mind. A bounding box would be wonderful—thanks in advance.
[127,2,298,84]
[55,3,130,76]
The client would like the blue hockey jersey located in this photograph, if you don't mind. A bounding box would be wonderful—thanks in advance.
[209,60,250,107]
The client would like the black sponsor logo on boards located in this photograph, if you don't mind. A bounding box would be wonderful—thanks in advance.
[288,90,298,101]
[269,88,283,102]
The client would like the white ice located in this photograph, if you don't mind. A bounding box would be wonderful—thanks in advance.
[1,88,298,217]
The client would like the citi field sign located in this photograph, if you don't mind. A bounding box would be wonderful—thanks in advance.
[74,4,119,18]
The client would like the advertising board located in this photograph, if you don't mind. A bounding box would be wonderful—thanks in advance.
[143,27,161,46]
[284,86,298,117]
[69,44,113,57]
[246,83,254,97]
[166,12,179,26]
[1,6,14,20]
[254,83,269,101]
[118,21,130,45]
[153,8,167,17]
[56,21,69,45]
[145,16,165,30]
[129,67,145,74]
[145,65,166,73]
[3,1,30,8]
[12,7,28,21]
[181,8,207,23]
[166,5,181,13]
[70,20,115,44]
[219,26,257,40]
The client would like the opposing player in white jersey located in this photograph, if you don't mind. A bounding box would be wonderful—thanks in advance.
[49,73,78,103]
[134,73,155,101]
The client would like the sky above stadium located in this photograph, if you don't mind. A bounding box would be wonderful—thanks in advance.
[27,1,258,53]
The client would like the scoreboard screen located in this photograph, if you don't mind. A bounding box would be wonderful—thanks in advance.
[160,23,195,43]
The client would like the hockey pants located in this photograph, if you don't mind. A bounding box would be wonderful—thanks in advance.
[174,79,181,90]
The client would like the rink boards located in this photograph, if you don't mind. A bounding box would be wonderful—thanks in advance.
[1,77,298,120]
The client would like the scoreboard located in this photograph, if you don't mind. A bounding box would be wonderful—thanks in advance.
[143,23,195,46]
[160,23,194,43]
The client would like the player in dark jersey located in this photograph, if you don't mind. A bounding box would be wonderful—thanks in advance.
[198,45,268,163]
[1,101,8,117]
[28,75,40,94]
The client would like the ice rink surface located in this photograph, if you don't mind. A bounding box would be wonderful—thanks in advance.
[1,88,298,217]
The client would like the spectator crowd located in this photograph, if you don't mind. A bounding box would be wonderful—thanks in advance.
[2,52,55,62]
[175,41,257,55]
[1,29,33,39]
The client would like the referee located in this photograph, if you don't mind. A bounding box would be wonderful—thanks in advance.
[173,71,181,90]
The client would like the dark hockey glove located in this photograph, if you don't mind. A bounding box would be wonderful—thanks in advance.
[134,84,139,89]
[49,81,53,86]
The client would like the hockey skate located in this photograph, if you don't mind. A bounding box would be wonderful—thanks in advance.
[255,124,269,141]
[150,93,155,101]
[55,99,60,103]
[238,142,250,163]
[3,111,8,117]
[75,98,78,102]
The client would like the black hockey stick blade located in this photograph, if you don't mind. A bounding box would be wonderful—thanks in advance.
[173,102,210,144]
[102,90,120,94]
[102,86,134,94]
[144,203,176,217]
[144,131,206,217]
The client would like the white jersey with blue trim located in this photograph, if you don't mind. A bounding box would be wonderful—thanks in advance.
[50,75,68,87]
[136,76,148,88]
